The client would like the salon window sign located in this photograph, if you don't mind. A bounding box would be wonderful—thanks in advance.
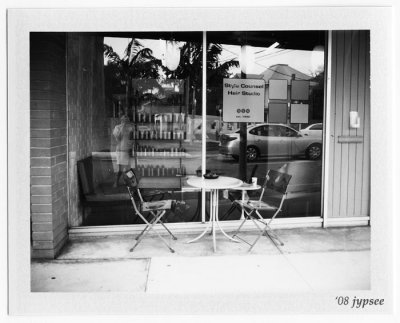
[223,79,265,122]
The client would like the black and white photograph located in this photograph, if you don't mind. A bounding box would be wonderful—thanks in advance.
[3,2,399,322]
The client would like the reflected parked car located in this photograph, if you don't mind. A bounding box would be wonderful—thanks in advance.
[299,123,323,138]
[219,123,322,161]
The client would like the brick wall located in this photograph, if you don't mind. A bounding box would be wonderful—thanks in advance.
[30,33,68,258]
[30,33,107,258]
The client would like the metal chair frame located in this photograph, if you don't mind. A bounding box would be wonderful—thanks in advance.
[220,164,258,220]
[231,169,292,252]
[124,169,177,253]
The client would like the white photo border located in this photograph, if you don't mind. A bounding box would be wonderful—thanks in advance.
[6,5,396,318]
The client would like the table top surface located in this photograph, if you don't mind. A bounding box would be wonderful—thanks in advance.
[186,176,243,190]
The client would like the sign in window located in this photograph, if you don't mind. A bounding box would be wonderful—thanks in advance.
[222,78,265,122]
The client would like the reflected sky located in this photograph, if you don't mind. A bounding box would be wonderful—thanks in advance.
[104,36,324,76]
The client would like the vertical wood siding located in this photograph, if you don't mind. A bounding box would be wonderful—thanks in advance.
[327,30,370,218]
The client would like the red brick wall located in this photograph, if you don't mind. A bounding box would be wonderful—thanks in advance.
[30,33,68,258]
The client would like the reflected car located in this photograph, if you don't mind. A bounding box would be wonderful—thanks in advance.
[299,123,323,138]
[219,123,322,161]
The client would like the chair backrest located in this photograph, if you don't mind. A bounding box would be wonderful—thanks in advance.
[265,169,292,193]
[259,169,292,201]
[123,169,145,212]
[124,168,139,189]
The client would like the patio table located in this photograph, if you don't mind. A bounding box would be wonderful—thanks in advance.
[186,176,243,252]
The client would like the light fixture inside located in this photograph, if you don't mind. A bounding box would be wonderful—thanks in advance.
[240,45,254,74]
[165,41,181,71]
[311,45,324,73]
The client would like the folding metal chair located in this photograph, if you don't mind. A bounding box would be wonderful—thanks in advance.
[220,164,258,220]
[231,169,292,251]
[123,169,177,253]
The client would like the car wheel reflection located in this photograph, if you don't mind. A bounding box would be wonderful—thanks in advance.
[306,143,322,160]
[246,146,259,162]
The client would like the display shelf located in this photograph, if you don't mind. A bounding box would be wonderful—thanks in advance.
[134,139,181,142]
[135,112,187,124]
[135,164,187,178]
[134,131,186,141]
[135,152,193,158]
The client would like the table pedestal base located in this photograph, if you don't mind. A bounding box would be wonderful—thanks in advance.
[187,189,240,252]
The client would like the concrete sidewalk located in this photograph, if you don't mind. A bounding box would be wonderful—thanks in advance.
[31,226,370,292]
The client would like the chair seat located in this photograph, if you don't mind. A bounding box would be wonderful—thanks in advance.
[234,199,278,211]
[141,200,174,212]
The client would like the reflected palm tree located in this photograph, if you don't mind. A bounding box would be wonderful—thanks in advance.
[104,39,162,117]
[165,42,239,115]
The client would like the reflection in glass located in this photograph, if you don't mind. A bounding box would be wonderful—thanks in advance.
[76,31,325,226]
[82,34,204,225]
[206,31,325,220]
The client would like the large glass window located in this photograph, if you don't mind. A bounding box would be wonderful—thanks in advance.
[74,30,325,226]
[79,33,204,225]
[206,31,325,219]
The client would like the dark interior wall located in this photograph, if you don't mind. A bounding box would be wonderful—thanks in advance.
[30,33,68,258]
[67,34,108,227]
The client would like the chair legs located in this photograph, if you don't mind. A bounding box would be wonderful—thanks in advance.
[220,203,239,220]
[232,206,284,252]
[130,210,176,253]
[134,212,177,241]
[231,212,249,239]
[253,210,284,246]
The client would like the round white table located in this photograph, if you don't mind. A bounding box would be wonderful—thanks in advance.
[186,176,243,252]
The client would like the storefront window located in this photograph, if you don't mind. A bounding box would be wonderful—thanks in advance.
[73,31,325,226]
[79,33,204,225]
[206,31,325,219]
